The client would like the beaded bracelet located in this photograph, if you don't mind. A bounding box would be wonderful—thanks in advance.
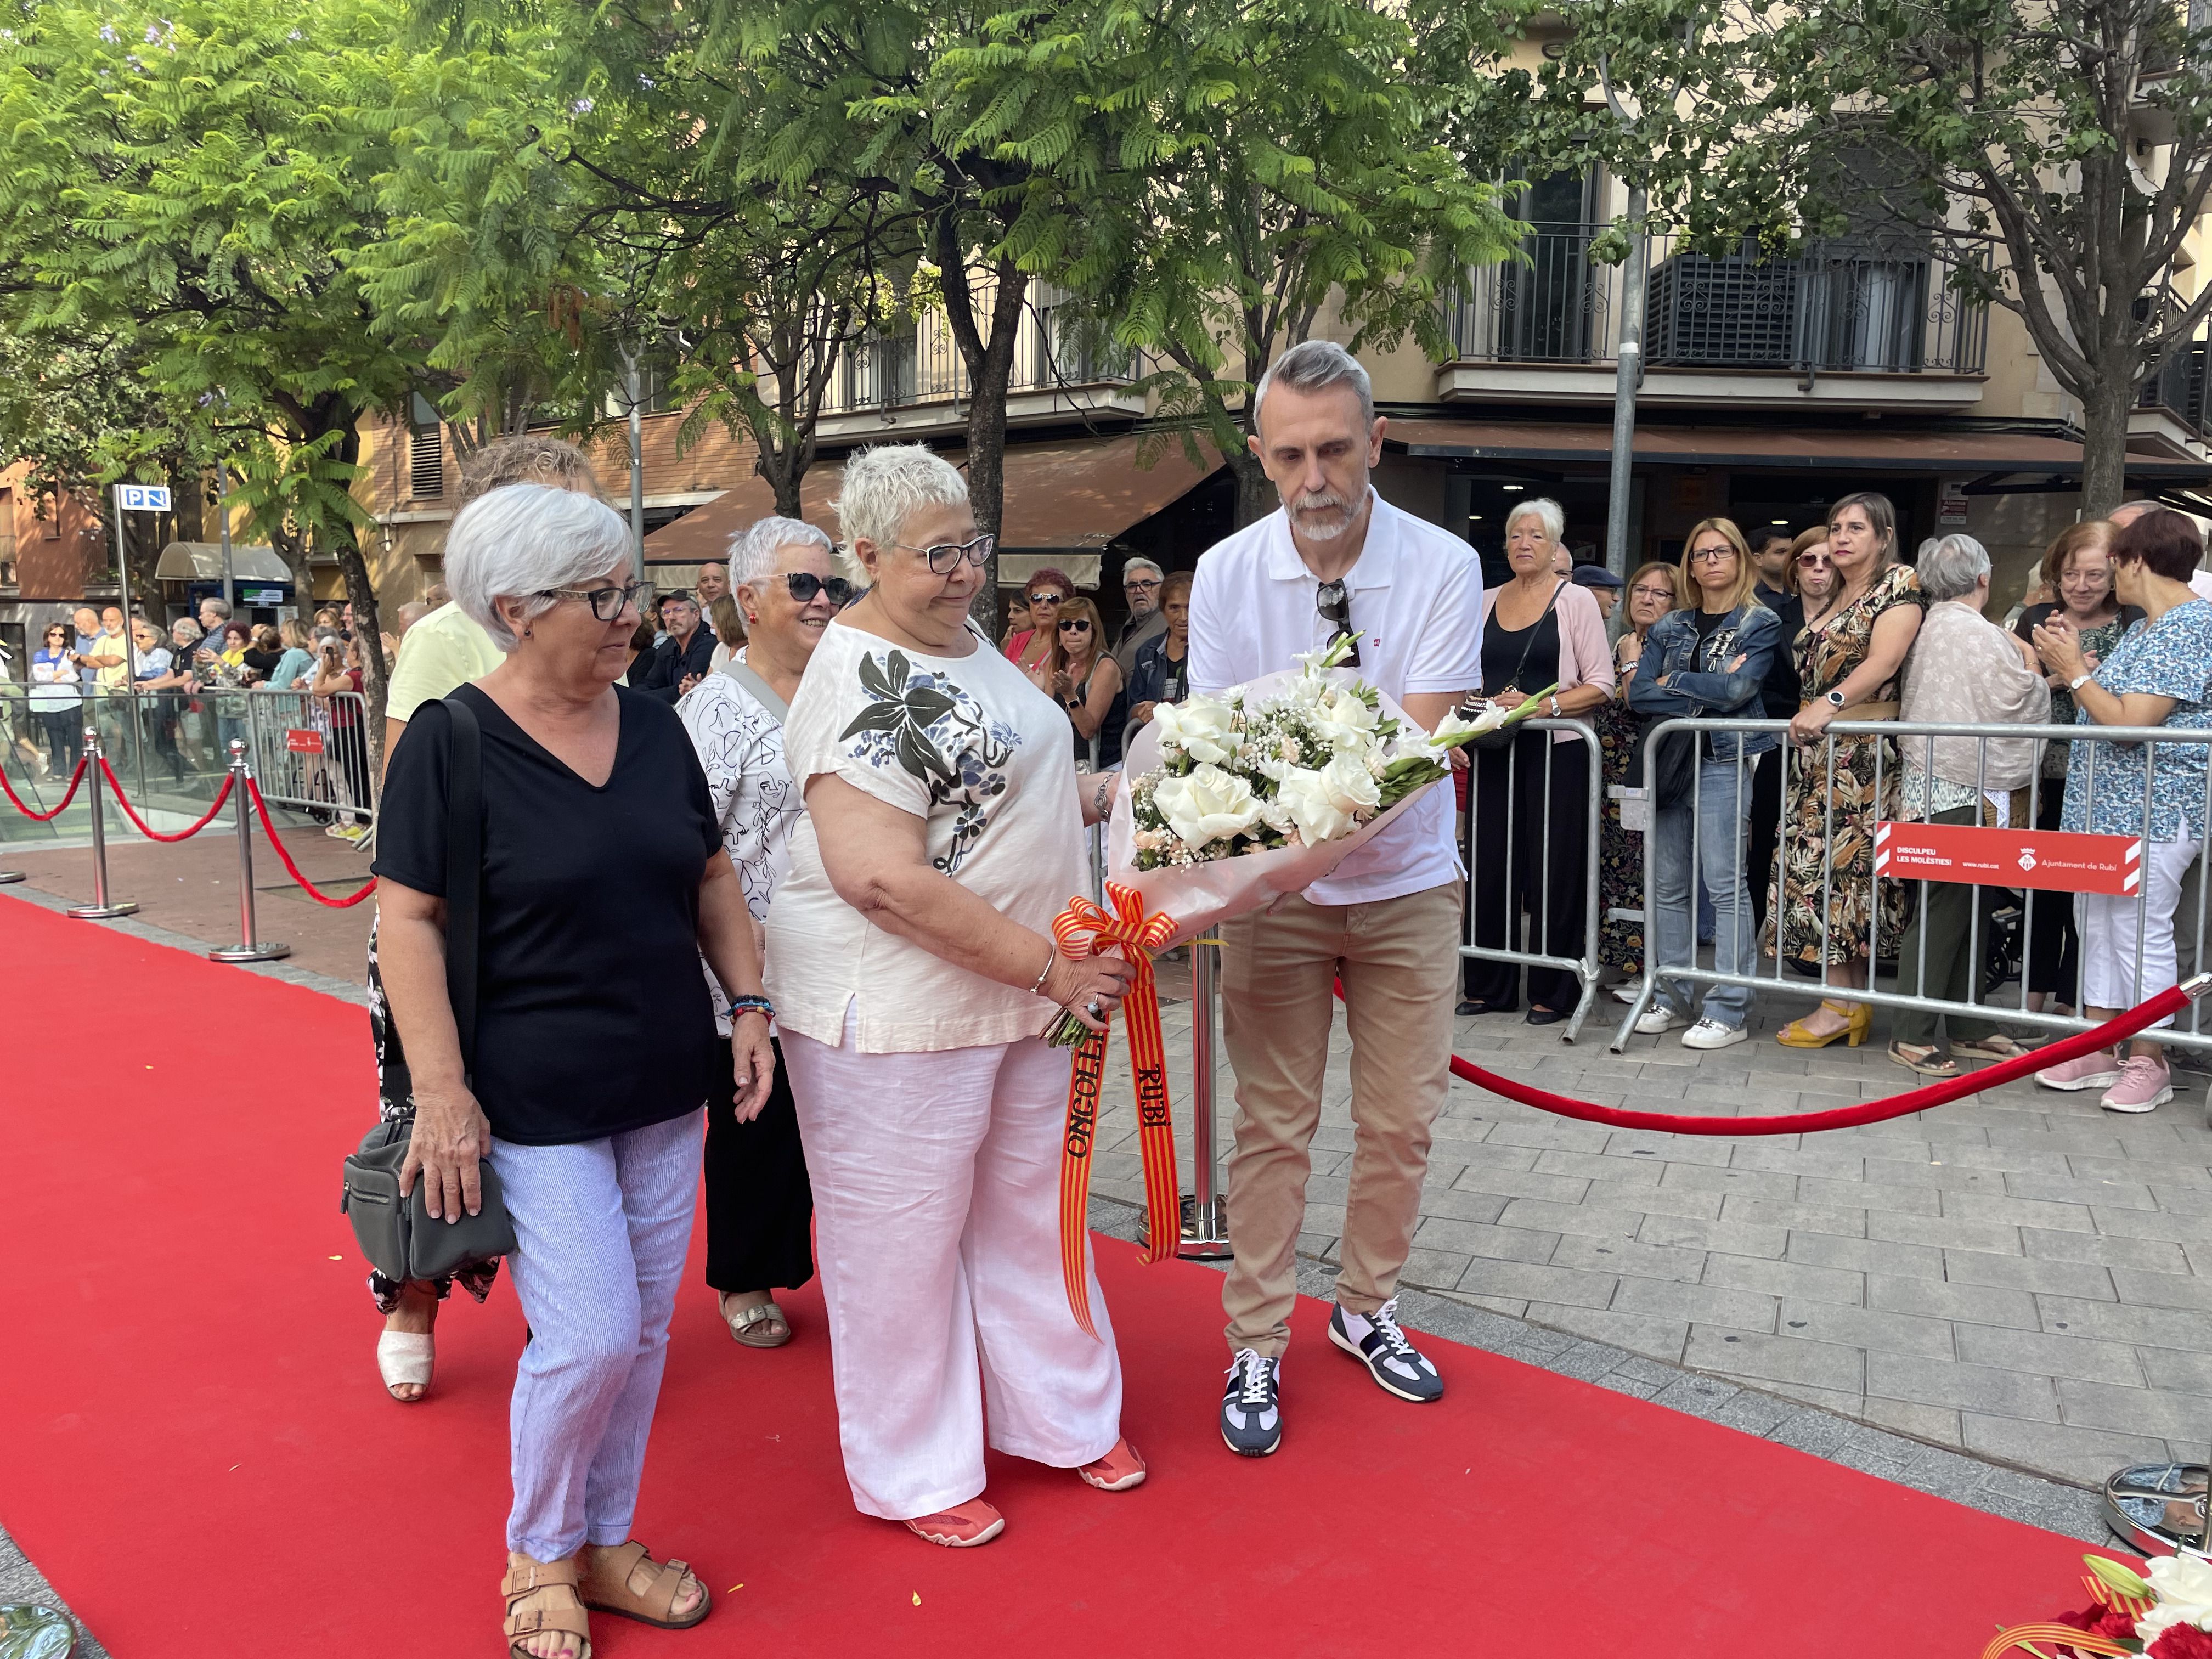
[728,994,776,1022]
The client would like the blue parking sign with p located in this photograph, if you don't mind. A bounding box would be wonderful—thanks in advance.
[116,483,171,512]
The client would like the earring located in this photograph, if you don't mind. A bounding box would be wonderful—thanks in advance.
[523,624,533,639]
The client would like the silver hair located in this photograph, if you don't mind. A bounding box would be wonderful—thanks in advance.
[1121,555,1164,582]
[832,444,970,584]
[200,596,232,619]
[447,482,635,652]
[172,617,204,641]
[1505,496,1566,544]
[1253,339,1374,430]
[1919,533,1992,601]
[729,516,835,589]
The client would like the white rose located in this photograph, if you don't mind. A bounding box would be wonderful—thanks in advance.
[1276,765,1356,845]
[1154,695,1236,765]
[2140,1556,2212,1642]
[1321,751,1383,816]
[1151,762,1264,849]
[1314,685,1381,753]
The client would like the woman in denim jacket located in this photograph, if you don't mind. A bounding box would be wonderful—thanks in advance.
[1627,518,1781,1049]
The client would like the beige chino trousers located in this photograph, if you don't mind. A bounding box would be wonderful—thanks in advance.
[1217,879,1461,1357]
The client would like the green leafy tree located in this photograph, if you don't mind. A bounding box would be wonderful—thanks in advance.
[1077,0,1521,527]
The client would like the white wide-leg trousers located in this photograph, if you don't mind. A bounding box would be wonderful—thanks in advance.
[781,1009,1124,1520]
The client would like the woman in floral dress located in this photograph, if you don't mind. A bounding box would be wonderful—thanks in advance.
[1773,492,1927,1046]
[1597,562,1682,980]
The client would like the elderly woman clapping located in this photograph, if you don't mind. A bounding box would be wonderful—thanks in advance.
[678,515,851,1350]
[763,444,1142,1549]
[374,483,775,1659]
[1884,534,2050,1079]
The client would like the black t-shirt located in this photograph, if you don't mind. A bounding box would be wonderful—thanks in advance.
[371,684,722,1146]
[1753,582,1804,719]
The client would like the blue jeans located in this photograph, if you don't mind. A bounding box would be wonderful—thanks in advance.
[1651,759,1754,1028]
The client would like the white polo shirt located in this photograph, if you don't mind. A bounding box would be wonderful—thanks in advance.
[1187,490,1485,906]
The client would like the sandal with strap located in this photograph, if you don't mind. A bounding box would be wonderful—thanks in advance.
[578,1540,710,1630]
[1953,1034,2032,1062]
[1887,1041,1962,1080]
[503,1556,591,1659]
[719,1293,793,1349]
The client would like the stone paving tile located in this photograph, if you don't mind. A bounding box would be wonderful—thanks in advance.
[1095,980,2212,1498]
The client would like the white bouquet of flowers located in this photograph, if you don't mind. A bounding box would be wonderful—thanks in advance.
[1101,635,1554,946]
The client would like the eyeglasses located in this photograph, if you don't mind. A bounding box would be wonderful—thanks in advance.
[537,580,645,622]
[1316,580,1362,666]
[1024,588,1064,606]
[1630,585,1675,602]
[1124,577,1161,591]
[1058,618,1092,634]
[1689,546,1736,565]
[782,572,854,606]
[1796,553,1831,566]
[897,532,995,575]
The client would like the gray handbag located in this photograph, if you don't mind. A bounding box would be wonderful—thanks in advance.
[340,697,516,1280]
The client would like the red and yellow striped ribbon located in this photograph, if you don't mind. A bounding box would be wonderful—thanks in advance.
[1978,1624,2132,1659]
[1051,882,1181,1339]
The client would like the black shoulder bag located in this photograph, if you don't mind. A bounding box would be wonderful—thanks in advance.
[1470,579,1566,751]
[341,697,516,1281]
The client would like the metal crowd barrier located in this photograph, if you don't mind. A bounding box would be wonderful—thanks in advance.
[239,689,375,827]
[1606,715,2212,1057]
[1458,716,1606,1041]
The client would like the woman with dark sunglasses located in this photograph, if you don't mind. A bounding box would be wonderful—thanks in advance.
[1002,566,1074,681]
[1051,595,1127,768]
[29,622,85,774]
[677,515,848,1354]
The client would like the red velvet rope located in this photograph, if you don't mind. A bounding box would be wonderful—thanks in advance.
[97,759,233,843]
[0,757,87,821]
[241,777,377,909]
[1328,981,2201,1137]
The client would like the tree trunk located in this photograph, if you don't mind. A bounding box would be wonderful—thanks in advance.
[2077,373,2134,520]
[960,269,1028,636]
[1230,449,1275,528]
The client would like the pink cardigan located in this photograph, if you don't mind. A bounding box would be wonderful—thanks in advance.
[1481,579,1615,742]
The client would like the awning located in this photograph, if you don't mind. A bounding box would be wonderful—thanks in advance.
[152,540,291,582]
[1383,417,2212,480]
[640,432,1226,565]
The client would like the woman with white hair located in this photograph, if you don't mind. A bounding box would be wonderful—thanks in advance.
[1884,533,2049,1078]
[678,515,850,1349]
[374,483,774,1658]
[765,443,1142,1548]
[1461,495,1616,1023]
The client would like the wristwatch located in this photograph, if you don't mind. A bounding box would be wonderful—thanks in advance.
[2069,673,2094,692]
[1824,689,1847,710]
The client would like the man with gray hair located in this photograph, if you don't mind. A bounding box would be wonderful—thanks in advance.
[1189,338,1483,1457]
[1109,555,1168,678]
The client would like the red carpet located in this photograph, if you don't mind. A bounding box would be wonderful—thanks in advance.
[0,895,2120,1656]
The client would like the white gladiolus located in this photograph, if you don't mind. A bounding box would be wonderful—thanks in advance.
[1151,763,1265,848]
[1153,695,1237,765]
[1425,711,1482,749]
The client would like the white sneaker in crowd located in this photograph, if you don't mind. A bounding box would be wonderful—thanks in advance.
[1634,1007,1684,1035]
[1681,1018,1748,1051]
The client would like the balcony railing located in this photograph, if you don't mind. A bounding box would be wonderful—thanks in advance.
[825,315,1137,416]
[2137,338,2210,437]
[1448,226,1989,377]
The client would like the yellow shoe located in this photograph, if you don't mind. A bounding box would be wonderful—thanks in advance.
[1777,999,1869,1048]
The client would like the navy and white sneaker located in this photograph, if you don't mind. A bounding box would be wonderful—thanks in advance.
[1329,1299,1444,1402]
[1220,1348,1283,1457]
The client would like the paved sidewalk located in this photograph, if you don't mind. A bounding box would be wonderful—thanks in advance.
[1096,962,2212,1492]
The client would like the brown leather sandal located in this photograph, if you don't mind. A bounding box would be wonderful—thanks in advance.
[503,1556,592,1659]
[578,1540,710,1630]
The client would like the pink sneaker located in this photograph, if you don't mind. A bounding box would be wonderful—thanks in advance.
[2035,1049,2122,1092]
[2100,1056,2175,1114]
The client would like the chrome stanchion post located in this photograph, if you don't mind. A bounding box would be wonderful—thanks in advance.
[208,738,289,963]
[1178,937,1231,1259]
[66,725,136,919]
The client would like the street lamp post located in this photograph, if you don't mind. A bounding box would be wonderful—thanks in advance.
[1602,183,1650,583]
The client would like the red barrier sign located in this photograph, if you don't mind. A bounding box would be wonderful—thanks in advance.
[1874,820,2141,895]
[285,729,324,755]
